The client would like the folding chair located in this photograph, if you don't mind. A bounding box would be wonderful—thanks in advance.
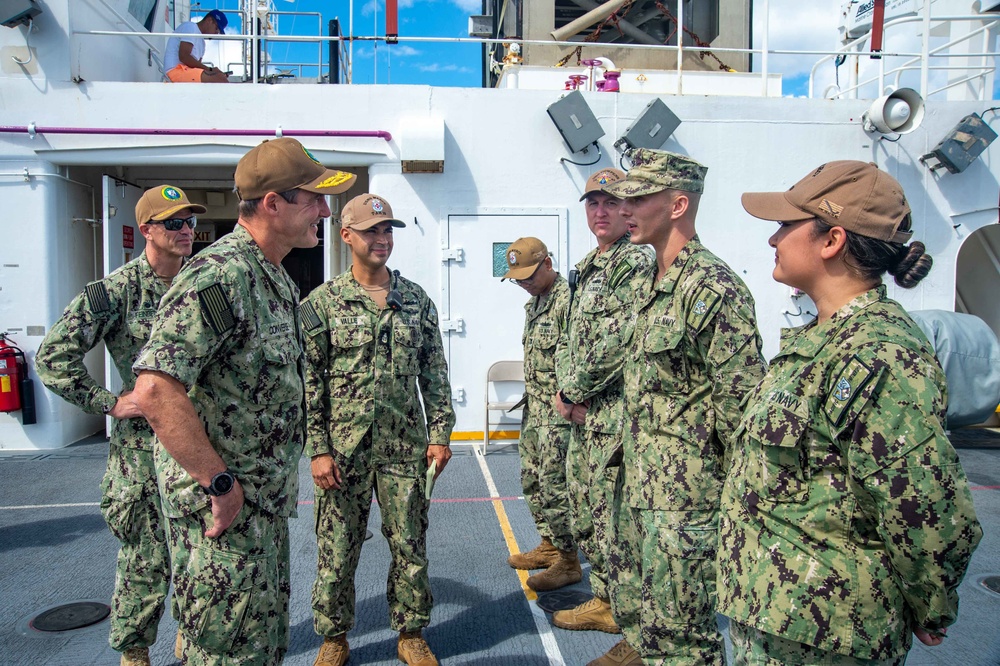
[483,360,525,455]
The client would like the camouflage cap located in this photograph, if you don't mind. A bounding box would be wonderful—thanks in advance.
[341,193,406,231]
[580,168,625,201]
[741,160,912,243]
[234,137,357,201]
[605,148,708,198]
[502,237,548,280]
[135,184,207,225]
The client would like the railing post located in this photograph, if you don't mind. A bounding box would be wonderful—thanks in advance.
[761,0,769,96]
[676,0,684,94]
[921,0,930,96]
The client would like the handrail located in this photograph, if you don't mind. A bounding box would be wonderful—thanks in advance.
[808,13,998,99]
[0,125,393,141]
[71,8,1000,99]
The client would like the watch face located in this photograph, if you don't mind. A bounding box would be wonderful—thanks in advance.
[213,472,234,495]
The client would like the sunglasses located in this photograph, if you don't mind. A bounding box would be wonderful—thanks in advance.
[150,217,197,231]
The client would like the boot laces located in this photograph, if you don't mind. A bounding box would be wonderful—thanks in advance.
[608,640,634,657]
[319,638,348,660]
[402,634,433,659]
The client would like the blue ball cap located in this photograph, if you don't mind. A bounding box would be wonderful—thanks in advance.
[206,9,228,32]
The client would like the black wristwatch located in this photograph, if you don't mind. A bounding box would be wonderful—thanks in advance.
[558,390,575,406]
[202,470,236,497]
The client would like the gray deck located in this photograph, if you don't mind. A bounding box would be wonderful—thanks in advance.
[1,433,998,665]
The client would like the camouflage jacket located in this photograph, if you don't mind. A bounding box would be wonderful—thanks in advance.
[522,275,571,427]
[301,269,455,462]
[134,225,305,518]
[557,235,653,438]
[35,252,167,449]
[717,286,982,660]
[622,237,765,511]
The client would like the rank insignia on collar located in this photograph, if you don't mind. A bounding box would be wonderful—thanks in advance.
[834,377,852,401]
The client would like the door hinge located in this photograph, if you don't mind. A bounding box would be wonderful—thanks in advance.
[440,318,465,333]
[442,247,464,262]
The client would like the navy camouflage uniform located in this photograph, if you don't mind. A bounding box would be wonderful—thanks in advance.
[302,269,455,637]
[519,275,574,550]
[718,286,982,664]
[557,235,653,600]
[134,224,305,665]
[35,252,171,653]
[611,238,765,664]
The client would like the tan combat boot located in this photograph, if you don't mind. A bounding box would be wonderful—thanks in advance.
[120,647,150,666]
[552,596,620,633]
[397,630,438,666]
[526,549,583,591]
[507,538,560,570]
[585,640,641,666]
[314,634,350,666]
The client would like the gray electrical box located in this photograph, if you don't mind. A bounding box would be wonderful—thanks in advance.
[920,113,998,174]
[468,15,492,38]
[0,0,41,28]
[547,90,605,154]
[615,98,682,152]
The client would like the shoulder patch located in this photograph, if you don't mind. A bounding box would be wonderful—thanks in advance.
[84,281,111,314]
[608,257,635,291]
[300,301,323,332]
[197,283,236,335]
[686,285,722,332]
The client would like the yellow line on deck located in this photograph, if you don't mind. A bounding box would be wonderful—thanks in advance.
[490,496,537,601]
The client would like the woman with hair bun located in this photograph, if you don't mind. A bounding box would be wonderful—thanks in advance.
[717,161,982,665]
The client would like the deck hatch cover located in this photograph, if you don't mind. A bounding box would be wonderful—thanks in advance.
[29,602,110,632]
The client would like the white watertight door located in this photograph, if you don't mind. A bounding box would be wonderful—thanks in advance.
[442,208,568,439]
[101,176,146,433]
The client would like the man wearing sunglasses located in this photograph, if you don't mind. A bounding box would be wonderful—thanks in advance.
[500,237,582,593]
[132,138,356,665]
[35,184,206,666]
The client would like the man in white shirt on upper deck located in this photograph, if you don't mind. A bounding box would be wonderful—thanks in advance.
[164,9,230,83]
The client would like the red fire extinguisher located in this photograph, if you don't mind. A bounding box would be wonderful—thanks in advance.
[0,333,36,424]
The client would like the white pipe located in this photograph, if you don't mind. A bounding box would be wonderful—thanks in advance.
[676,0,683,94]
[550,0,627,42]
[760,0,769,97]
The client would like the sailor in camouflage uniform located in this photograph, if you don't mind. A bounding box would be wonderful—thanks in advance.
[719,161,982,665]
[131,138,357,666]
[303,194,455,666]
[35,184,204,666]
[501,237,581,592]
[552,168,654,637]
[599,149,766,666]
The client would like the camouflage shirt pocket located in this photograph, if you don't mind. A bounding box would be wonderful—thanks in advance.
[392,318,421,376]
[253,334,300,405]
[743,402,810,503]
[642,317,690,394]
[126,309,157,341]
[329,325,373,376]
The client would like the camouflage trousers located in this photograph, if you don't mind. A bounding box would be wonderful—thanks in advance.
[518,423,575,552]
[609,474,724,665]
[566,426,619,599]
[99,443,170,652]
[167,501,290,665]
[312,446,431,636]
[729,621,907,666]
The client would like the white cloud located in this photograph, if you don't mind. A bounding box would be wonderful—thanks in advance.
[417,62,473,73]
[449,0,481,11]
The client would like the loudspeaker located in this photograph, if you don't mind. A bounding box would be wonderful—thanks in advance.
[862,88,924,135]
[547,90,605,154]
[615,98,681,152]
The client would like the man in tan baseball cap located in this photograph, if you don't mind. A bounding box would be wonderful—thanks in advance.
[35,182,207,666]
[501,237,583,594]
[550,165,652,643]
[131,143,356,664]
[305,192,455,666]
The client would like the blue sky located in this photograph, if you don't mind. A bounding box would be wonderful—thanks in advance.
[216,0,482,86]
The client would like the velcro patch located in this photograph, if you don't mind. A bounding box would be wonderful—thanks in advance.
[686,286,722,333]
[824,354,876,428]
[197,284,236,335]
[85,281,111,314]
[608,257,635,291]
[300,301,323,332]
